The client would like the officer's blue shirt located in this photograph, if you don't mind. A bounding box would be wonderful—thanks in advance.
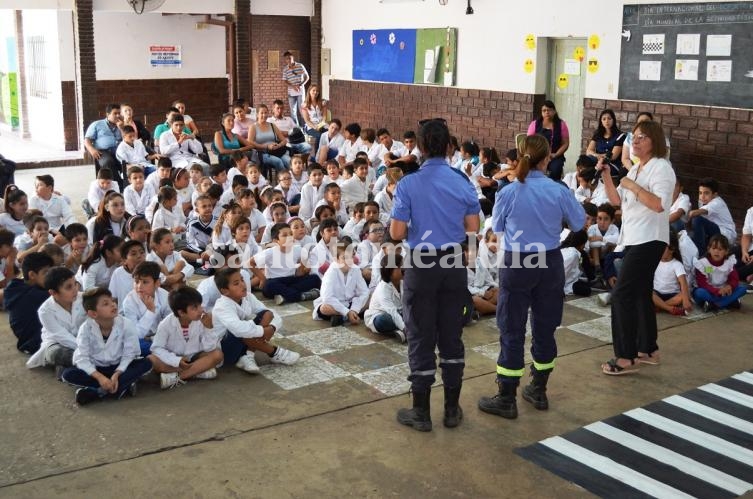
[391,157,480,249]
[492,170,585,252]
[84,118,122,152]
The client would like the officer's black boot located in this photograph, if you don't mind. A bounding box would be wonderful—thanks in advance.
[397,388,432,432]
[443,385,463,428]
[522,365,551,410]
[478,382,518,419]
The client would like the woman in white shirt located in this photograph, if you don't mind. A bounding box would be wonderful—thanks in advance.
[599,120,675,375]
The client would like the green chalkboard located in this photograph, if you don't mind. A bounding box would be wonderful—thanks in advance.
[619,2,753,109]
[413,28,457,86]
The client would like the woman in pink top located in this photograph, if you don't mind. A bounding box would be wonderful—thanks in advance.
[526,100,569,181]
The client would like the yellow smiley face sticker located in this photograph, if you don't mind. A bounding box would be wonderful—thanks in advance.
[573,46,585,62]
[588,34,600,50]
[524,59,534,73]
[525,34,536,50]
[557,73,569,89]
[587,58,599,73]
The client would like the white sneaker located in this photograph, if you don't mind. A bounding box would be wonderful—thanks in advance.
[597,292,612,307]
[235,354,260,374]
[274,294,285,305]
[195,368,217,380]
[270,347,300,365]
[394,329,407,343]
[160,372,185,389]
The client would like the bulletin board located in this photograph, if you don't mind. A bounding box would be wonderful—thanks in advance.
[352,28,457,86]
[619,2,753,108]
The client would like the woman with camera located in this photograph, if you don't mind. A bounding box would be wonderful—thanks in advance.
[599,120,675,375]
[587,109,626,164]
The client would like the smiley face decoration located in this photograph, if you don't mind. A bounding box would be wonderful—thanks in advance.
[587,58,599,73]
[588,34,600,50]
[573,46,585,62]
[525,34,536,50]
[557,73,569,89]
[524,59,534,73]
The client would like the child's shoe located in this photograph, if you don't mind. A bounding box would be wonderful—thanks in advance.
[274,295,285,305]
[597,292,612,307]
[270,347,300,365]
[728,299,742,310]
[330,315,345,327]
[195,368,217,379]
[670,306,687,316]
[236,354,261,374]
[160,372,185,389]
[300,289,320,301]
[702,301,717,313]
[75,388,100,406]
[393,329,407,343]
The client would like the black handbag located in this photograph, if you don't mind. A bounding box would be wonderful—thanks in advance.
[288,127,306,145]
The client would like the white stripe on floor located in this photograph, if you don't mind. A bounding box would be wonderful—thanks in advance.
[585,421,752,495]
[698,383,753,410]
[539,436,695,499]
[732,372,753,386]
[663,395,753,435]
[626,408,753,465]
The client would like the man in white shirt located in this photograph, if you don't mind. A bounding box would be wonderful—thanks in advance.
[337,123,364,166]
[375,128,406,167]
[316,119,345,165]
[267,99,312,156]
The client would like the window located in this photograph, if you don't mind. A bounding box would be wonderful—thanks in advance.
[27,36,48,99]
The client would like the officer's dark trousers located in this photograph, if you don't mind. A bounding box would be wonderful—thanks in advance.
[403,251,466,392]
[610,241,665,359]
[496,250,564,386]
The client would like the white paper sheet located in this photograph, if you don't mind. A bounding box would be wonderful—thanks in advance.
[676,34,700,55]
[639,60,662,81]
[707,60,732,82]
[564,59,580,75]
[707,34,732,57]
[675,59,699,80]
[642,34,665,55]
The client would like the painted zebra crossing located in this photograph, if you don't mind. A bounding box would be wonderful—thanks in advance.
[516,370,753,498]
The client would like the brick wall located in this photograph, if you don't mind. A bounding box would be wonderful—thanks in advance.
[95,78,229,137]
[583,98,753,226]
[309,0,322,86]
[61,81,78,151]
[235,0,251,101]
[74,0,98,128]
[328,79,543,153]
[249,15,311,109]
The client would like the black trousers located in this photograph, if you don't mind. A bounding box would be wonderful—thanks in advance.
[403,251,467,392]
[94,149,124,190]
[610,240,665,359]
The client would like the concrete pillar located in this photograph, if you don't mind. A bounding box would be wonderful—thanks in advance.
[13,10,30,139]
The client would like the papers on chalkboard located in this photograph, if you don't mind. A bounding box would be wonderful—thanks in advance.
[676,34,700,55]
[706,35,732,57]
[707,60,732,82]
[642,34,665,55]
[639,61,662,81]
[675,59,699,80]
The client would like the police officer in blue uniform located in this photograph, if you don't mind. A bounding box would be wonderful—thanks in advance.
[390,119,480,432]
[478,134,585,419]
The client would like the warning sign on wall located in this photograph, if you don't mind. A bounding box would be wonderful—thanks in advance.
[150,45,182,67]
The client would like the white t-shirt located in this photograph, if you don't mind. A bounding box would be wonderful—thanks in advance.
[253,245,303,279]
[670,192,691,223]
[653,259,685,295]
[700,196,737,241]
[743,206,753,252]
[618,158,675,246]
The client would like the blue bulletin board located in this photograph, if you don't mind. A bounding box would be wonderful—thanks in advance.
[353,29,417,83]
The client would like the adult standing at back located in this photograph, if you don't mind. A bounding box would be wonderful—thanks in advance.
[390,119,480,432]
[599,120,675,375]
[478,134,584,420]
[84,103,125,189]
[282,51,309,127]
[526,100,569,181]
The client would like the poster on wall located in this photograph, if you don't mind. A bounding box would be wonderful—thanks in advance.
[150,45,182,67]
[352,28,457,86]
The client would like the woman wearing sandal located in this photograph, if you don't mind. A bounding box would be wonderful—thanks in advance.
[599,120,675,375]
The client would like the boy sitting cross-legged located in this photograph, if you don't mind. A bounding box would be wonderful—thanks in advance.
[312,243,369,327]
[122,261,171,356]
[149,286,224,389]
[60,288,152,406]
[212,267,299,373]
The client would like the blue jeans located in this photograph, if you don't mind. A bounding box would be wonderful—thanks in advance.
[304,127,323,151]
[692,285,746,309]
[61,358,152,399]
[261,152,291,175]
[288,95,303,126]
[288,142,312,156]
[670,218,686,234]
[262,274,321,303]
[139,338,151,357]
[691,216,721,256]
[373,313,398,334]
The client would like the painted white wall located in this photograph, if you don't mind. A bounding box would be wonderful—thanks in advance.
[57,9,75,81]
[321,0,746,100]
[250,0,312,16]
[92,0,233,14]
[93,11,227,79]
[22,9,65,147]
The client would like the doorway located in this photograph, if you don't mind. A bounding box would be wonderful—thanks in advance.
[546,38,586,174]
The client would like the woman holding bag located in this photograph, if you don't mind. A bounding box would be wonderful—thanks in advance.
[248,104,290,176]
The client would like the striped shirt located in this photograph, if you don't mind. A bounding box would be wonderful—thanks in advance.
[282,62,308,96]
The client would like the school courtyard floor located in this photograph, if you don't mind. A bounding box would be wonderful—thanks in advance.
[0,165,752,498]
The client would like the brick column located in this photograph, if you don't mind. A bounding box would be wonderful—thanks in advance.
[309,0,322,86]
[74,0,98,129]
[235,0,250,102]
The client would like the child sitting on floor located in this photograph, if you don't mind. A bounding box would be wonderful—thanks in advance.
[693,234,747,312]
[109,239,147,310]
[4,252,54,354]
[78,235,122,291]
[26,267,86,373]
[364,253,406,343]
[312,243,369,327]
[212,268,299,373]
[464,242,498,316]
[147,228,194,290]
[653,231,693,316]
[60,288,152,406]
[122,261,171,356]
[149,286,224,389]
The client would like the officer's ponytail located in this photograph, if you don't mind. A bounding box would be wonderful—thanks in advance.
[517,134,550,184]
